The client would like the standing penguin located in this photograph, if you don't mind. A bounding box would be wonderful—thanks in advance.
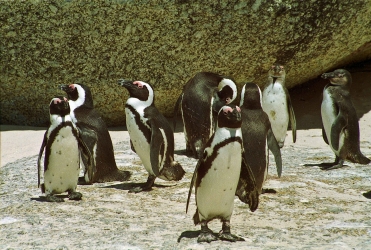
[236,83,282,196]
[186,104,259,243]
[59,83,131,184]
[262,63,296,148]
[37,97,93,202]
[173,72,238,158]
[320,69,370,170]
[118,79,185,193]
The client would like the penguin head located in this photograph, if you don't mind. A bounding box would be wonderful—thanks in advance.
[217,78,237,104]
[268,63,286,79]
[118,79,154,105]
[49,96,70,117]
[217,104,242,129]
[59,83,94,108]
[321,69,352,88]
[240,82,262,109]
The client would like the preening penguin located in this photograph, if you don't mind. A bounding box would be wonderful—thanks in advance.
[59,83,131,184]
[262,63,296,148]
[186,104,259,243]
[118,79,185,193]
[173,72,238,158]
[236,83,282,196]
[37,97,93,202]
[320,69,370,170]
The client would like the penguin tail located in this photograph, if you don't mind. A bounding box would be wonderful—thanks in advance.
[193,208,200,225]
[162,161,186,181]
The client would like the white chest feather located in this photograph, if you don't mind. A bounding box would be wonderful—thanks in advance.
[44,126,80,194]
[321,89,344,154]
[196,128,242,220]
[262,83,289,144]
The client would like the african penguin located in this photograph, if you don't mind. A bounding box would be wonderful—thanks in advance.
[186,104,259,243]
[118,79,185,193]
[320,69,370,170]
[236,83,282,196]
[37,97,92,202]
[262,63,296,148]
[59,83,131,184]
[173,72,238,159]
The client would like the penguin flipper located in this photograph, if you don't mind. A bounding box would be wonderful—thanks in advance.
[286,93,296,143]
[172,94,182,131]
[236,157,260,212]
[78,126,98,182]
[149,120,163,177]
[267,128,282,177]
[322,123,329,145]
[186,159,201,214]
[77,129,95,182]
[331,112,347,151]
[37,131,47,188]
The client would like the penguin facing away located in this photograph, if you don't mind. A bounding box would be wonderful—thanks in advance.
[59,83,131,184]
[320,69,370,170]
[37,97,93,202]
[186,104,259,243]
[236,83,282,196]
[262,63,296,148]
[118,79,185,193]
[173,72,238,159]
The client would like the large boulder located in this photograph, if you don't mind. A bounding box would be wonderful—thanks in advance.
[1,0,371,126]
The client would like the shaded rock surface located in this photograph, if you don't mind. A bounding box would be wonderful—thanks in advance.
[1,0,371,126]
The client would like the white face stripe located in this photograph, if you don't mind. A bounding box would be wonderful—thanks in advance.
[68,84,86,113]
[218,78,237,102]
[127,81,154,108]
[258,85,263,107]
[240,84,246,107]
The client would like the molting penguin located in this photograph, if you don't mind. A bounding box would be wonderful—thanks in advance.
[236,83,282,196]
[173,72,237,159]
[186,104,259,243]
[262,63,296,148]
[320,69,370,170]
[59,83,131,184]
[118,79,185,193]
[37,97,93,202]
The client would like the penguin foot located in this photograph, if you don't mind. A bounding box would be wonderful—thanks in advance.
[129,175,156,193]
[68,191,82,201]
[320,164,344,170]
[197,231,218,243]
[218,231,245,242]
[262,188,277,194]
[363,191,371,199]
[45,194,64,202]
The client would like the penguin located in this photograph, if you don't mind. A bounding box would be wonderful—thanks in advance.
[186,104,259,243]
[236,83,282,196]
[59,83,131,184]
[37,97,93,202]
[320,69,370,170]
[118,79,185,193]
[262,63,296,148]
[173,72,238,159]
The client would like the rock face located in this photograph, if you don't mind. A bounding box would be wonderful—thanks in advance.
[1,0,371,126]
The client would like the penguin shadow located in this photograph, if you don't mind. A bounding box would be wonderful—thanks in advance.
[31,195,69,202]
[362,191,371,199]
[100,182,176,191]
[177,230,209,243]
[303,163,349,170]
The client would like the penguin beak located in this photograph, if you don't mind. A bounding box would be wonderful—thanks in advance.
[321,72,335,79]
[118,79,133,88]
[59,84,71,92]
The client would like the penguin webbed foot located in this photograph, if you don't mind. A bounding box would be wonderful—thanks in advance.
[198,224,218,243]
[218,232,245,242]
[320,158,345,170]
[129,175,156,193]
[45,194,64,202]
[68,191,82,201]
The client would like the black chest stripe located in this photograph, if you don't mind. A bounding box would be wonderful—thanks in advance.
[126,104,151,144]
[196,136,242,187]
[272,77,278,84]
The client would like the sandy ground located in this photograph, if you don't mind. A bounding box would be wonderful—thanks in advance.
[1,67,371,249]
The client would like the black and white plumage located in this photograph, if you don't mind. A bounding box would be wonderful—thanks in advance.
[186,104,259,243]
[236,83,282,196]
[262,63,296,148]
[59,83,131,184]
[118,79,185,193]
[320,69,370,170]
[37,97,92,202]
[173,72,238,159]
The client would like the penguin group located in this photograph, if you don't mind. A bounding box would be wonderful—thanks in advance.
[37,65,370,244]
